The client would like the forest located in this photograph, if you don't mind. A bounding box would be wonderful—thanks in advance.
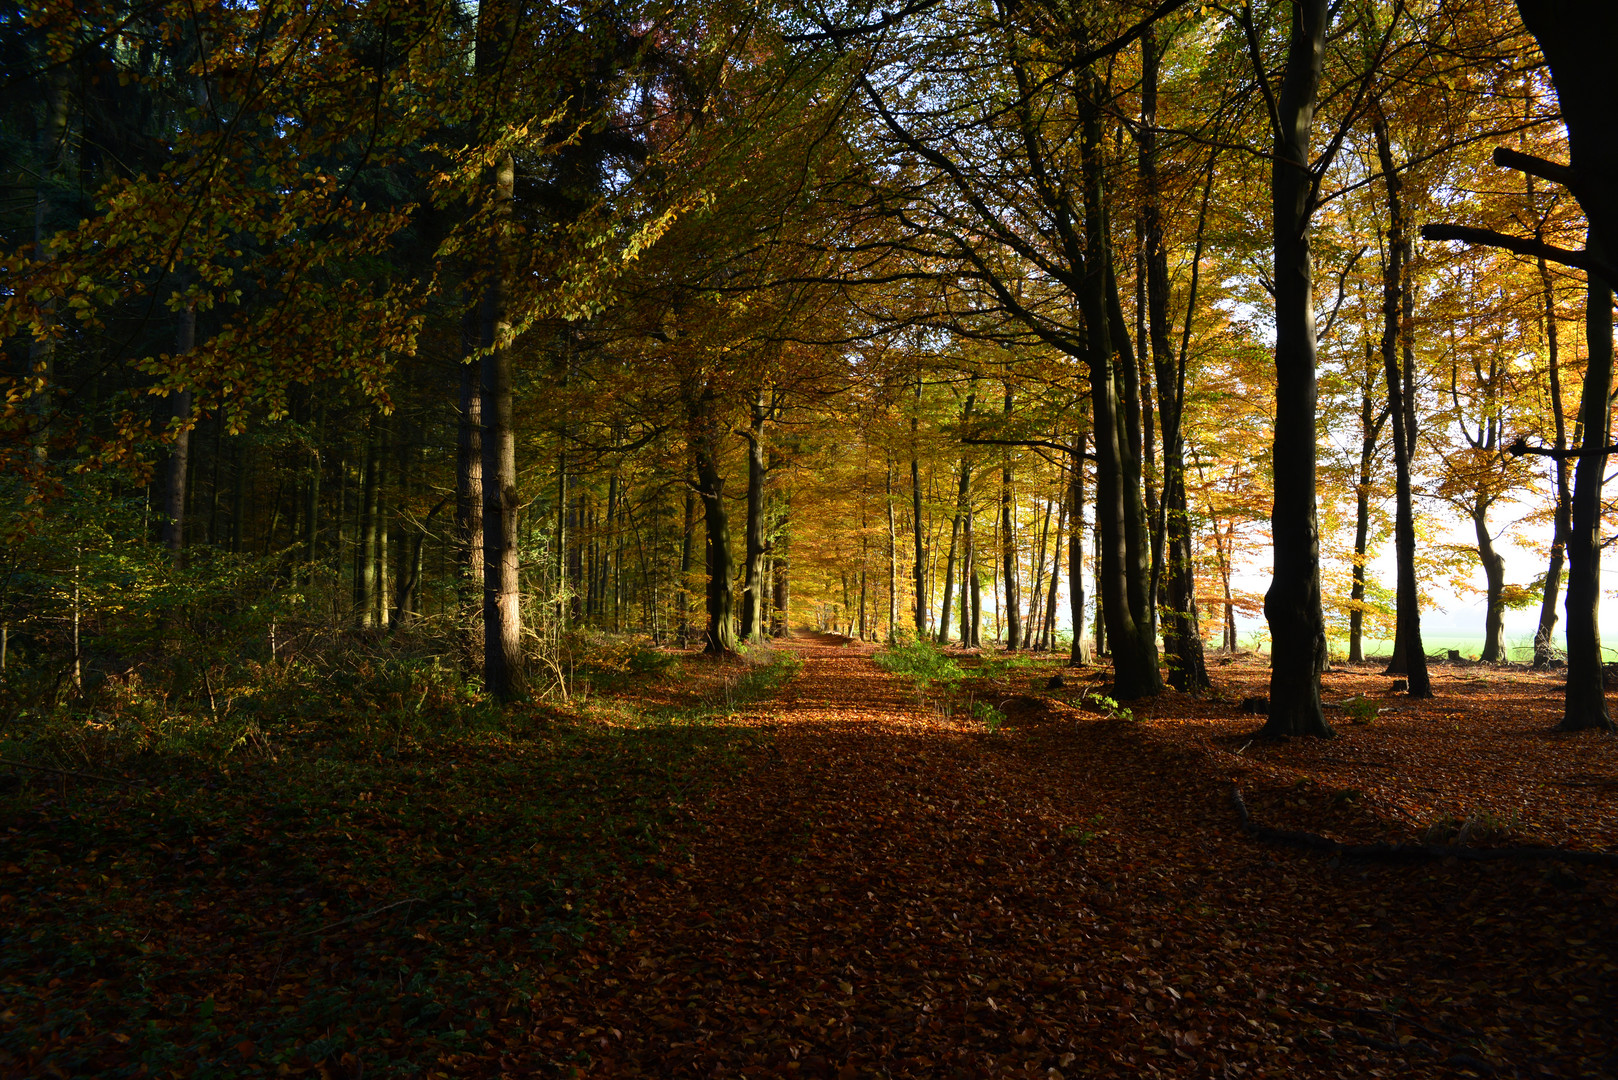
[3,0,1617,1077]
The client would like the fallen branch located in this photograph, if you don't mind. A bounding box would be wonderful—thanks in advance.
[298,897,426,938]
[1230,787,1618,866]
[0,757,141,787]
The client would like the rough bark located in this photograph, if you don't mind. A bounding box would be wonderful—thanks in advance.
[1262,0,1332,737]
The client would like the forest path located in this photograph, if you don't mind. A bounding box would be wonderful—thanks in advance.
[521,634,1610,1079]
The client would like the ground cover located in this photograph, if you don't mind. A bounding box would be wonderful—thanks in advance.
[0,641,799,1077]
[3,636,1614,1078]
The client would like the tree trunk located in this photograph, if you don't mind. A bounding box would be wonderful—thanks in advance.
[1042,497,1065,652]
[1559,266,1614,731]
[1348,366,1377,664]
[1262,0,1332,737]
[887,460,899,643]
[1000,388,1022,651]
[1372,117,1432,697]
[479,152,525,699]
[772,506,790,636]
[1471,501,1506,663]
[457,346,484,612]
[678,484,695,646]
[357,416,382,630]
[1080,80,1160,698]
[163,303,196,567]
[1534,253,1572,667]
[741,391,768,641]
[912,381,928,639]
[691,386,737,655]
[1069,431,1089,666]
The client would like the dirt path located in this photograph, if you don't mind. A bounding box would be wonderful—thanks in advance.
[515,635,1615,1078]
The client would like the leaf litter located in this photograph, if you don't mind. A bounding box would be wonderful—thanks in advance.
[2,638,1614,1078]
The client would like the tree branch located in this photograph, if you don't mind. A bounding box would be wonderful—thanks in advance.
[1421,224,1614,281]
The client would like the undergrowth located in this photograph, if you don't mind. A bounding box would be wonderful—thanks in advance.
[0,635,800,1077]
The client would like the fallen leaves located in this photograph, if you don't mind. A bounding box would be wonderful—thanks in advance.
[3,642,1615,1077]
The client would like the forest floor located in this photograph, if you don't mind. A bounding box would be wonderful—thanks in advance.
[2,635,1615,1078]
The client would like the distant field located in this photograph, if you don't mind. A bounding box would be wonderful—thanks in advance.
[1246,632,1618,663]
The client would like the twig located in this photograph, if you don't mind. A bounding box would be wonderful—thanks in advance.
[297,897,425,938]
[0,757,141,787]
[1231,787,1618,866]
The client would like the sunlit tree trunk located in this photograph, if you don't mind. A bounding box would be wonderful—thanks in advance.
[912,378,928,638]
[1262,0,1332,737]
[478,151,525,698]
[456,336,484,613]
[741,390,768,641]
[886,460,899,643]
[1000,384,1022,651]
[1069,431,1089,666]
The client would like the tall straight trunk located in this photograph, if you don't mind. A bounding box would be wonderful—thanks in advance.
[305,409,323,583]
[457,349,485,611]
[1262,0,1332,737]
[1028,494,1052,647]
[1534,253,1572,667]
[553,452,568,625]
[163,303,196,566]
[886,460,899,643]
[938,460,971,644]
[912,380,928,638]
[1068,432,1089,665]
[1080,80,1159,697]
[28,66,70,457]
[1348,365,1382,663]
[1093,525,1106,656]
[1559,266,1615,731]
[998,381,1022,649]
[1042,496,1065,651]
[967,504,982,646]
[1145,45,1214,692]
[678,484,695,645]
[1372,116,1431,697]
[772,506,790,636]
[357,416,381,630]
[858,500,870,639]
[741,392,768,641]
[479,151,525,699]
[690,386,737,654]
[474,0,523,698]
